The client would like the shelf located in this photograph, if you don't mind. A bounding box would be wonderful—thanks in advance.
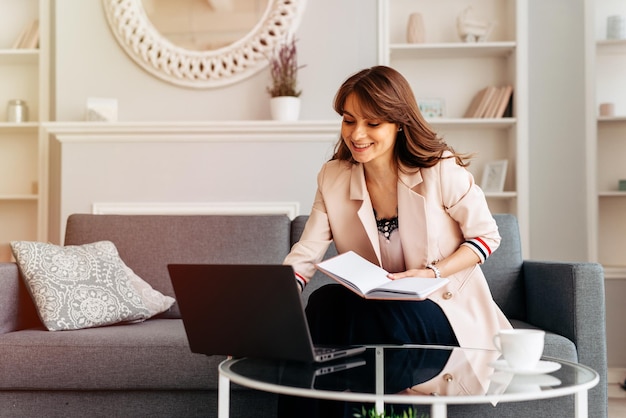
[0,194,38,201]
[603,266,626,280]
[379,0,528,254]
[597,39,626,54]
[0,0,46,251]
[427,118,516,130]
[599,191,626,197]
[485,192,517,199]
[389,42,516,60]
[0,49,38,65]
[598,116,626,123]
[0,122,39,134]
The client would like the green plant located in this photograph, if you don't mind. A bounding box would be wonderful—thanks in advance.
[353,406,428,418]
[266,37,304,98]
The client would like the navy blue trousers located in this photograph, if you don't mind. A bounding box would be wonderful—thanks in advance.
[306,284,459,347]
[278,285,458,418]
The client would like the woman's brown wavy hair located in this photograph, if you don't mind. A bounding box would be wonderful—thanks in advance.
[331,66,470,169]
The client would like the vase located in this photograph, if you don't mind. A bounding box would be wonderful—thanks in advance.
[599,102,615,117]
[270,96,301,121]
[406,13,425,44]
[607,15,626,40]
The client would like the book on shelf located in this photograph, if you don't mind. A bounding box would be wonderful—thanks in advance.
[494,85,513,118]
[463,87,487,118]
[464,85,514,118]
[483,87,503,118]
[12,19,39,50]
[474,86,497,118]
[315,251,449,300]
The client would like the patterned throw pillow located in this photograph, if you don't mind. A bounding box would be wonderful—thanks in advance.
[10,240,175,331]
[124,265,176,317]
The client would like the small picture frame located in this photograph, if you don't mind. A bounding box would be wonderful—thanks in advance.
[481,160,508,193]
[417,98,446,118]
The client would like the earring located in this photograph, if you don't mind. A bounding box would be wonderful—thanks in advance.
[398,126,403,132]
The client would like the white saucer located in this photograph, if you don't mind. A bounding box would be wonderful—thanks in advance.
[491,371,562,387]
[490,359,562,375]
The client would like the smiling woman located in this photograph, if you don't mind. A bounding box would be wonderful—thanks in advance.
[101,0,307,88]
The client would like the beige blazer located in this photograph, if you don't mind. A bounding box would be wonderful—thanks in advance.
[285,155,512,349]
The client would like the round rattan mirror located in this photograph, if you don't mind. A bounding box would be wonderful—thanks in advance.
[102,0,307,88]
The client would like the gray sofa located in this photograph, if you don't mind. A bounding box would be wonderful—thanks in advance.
[0,213,607,417]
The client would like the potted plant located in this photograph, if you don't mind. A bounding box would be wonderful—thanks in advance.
[267,37,304,121]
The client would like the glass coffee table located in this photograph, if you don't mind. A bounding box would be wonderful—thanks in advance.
[218,344,599,418]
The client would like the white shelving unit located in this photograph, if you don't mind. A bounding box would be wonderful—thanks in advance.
[378,0,529,253]
[0,0,49,262]
[589,1,626,279]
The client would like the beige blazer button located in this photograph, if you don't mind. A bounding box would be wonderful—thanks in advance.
[443,291,453,300]
[443,373,453,382]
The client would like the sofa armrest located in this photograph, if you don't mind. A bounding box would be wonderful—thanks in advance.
[523,260,607,417]
[0,263,23,334]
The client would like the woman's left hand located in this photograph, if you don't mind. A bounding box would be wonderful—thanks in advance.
[387,268,435,280]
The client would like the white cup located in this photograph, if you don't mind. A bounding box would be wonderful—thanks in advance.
[493,329,545,371]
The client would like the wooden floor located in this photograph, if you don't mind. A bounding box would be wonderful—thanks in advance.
[609,384,626,417]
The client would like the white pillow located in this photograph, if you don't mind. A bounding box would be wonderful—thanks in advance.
[10,240,175,331]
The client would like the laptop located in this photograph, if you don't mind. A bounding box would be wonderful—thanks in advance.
[168,264,366,363]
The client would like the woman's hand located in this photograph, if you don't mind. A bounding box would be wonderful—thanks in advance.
[386,246,482,281]
[387,268,435,280]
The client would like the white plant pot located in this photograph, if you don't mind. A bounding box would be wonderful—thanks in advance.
[270,96,301,121]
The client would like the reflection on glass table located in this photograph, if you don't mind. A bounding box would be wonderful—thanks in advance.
[218,345,599,418]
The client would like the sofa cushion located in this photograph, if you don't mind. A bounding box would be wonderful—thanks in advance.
[64,214,293,318]
[0,263,23,333]
[10,240,174,331]
[0,319,221,390]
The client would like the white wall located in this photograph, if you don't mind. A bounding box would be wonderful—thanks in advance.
[528,0,589,262]
[528,0,626,369]
[53,0,377,122]
[46,122,340,243]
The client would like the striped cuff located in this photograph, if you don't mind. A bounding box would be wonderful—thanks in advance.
[294,272,307,292]
[462,237,493,264]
